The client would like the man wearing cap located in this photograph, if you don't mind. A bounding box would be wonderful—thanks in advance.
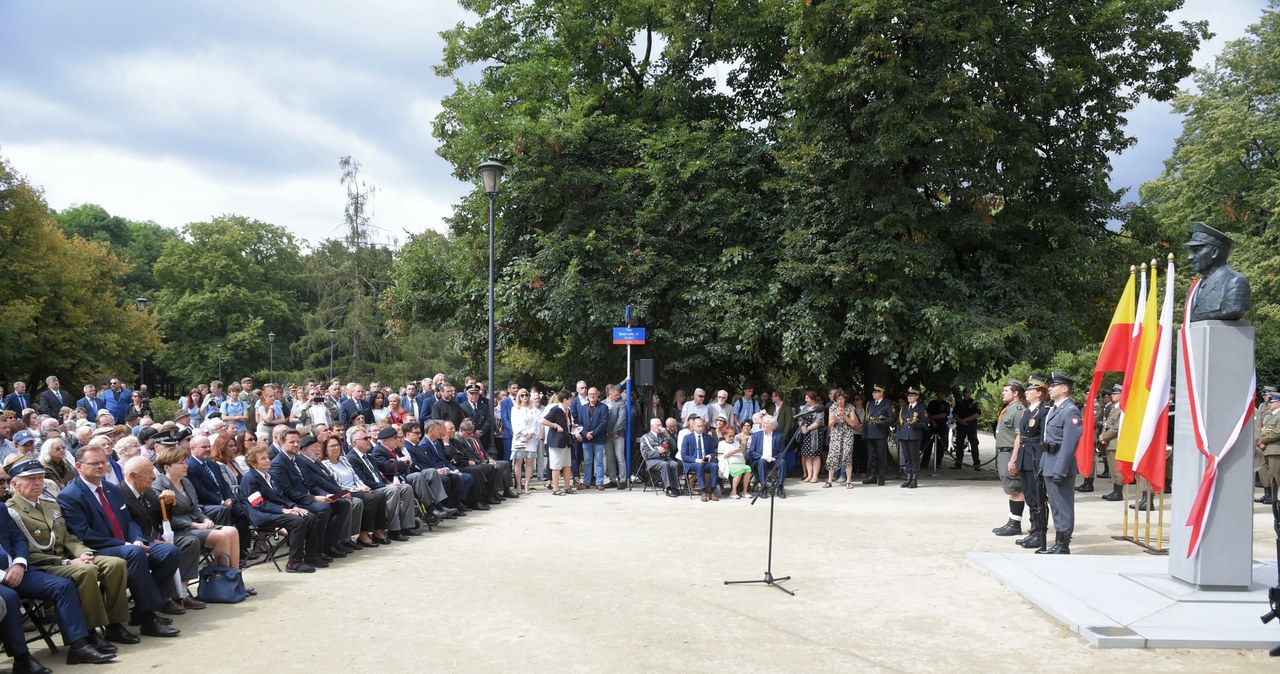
[38,376,73,419]
[1255,393,1280,503]
[1098,385,1125,501]
[10,430,37,464]
[1184,221,1251,322]
[862,386,893,486]
[639,418,681,497]
[56,445,182,638]
[1038,372,1082,554]
[6,459,128,661]
[458,385,492,446]
[896,388,927,489]
[1011,375,1052,551]
[991,381,1027,537]
[271,429,351,558]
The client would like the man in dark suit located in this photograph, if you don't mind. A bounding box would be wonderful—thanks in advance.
[896,388,928,489]
[346,429,417,539]
[338,384,373,427]
[746,415,787,498]
[239,446,323,572]
[296,435,365,551]
[370,426,448,523]
[443,421,501,507]
[184,436,252,557]
[38,375,74,418]
[0,477,118,670]
[269,429,348,560]
[76,384,105,419]
[431,383,464,427]
[458,419,516,498]
[680,417,719,501]
[458,386,493,446]
[119,456,205,612]
[404,422,467,514]
[422,420,484,509]
[56,445,181,638]
[2,380,31,414]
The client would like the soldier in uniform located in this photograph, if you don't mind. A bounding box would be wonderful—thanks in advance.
[1098,385,1124,501]
[896,388,928,489]
[3,459,122,662]
[1010,375,1051,551]
[1039,372,1082,555]
[1256,386,1277,503]
[1256,393,1280,503]
[861,386,893,486]
[991,380,1026,536]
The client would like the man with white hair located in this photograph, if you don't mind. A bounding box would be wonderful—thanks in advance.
[639,418,680,497]
[680,388,710,423]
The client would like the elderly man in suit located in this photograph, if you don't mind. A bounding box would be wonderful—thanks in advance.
[680,417,719,502]
[746,415,787,499]
[120,455,206,612]
[339,385,373,427]
[639,418,680,497]
[38,376,74,418]
[55,445,181,637]
[75,384,104,419]
[184,434,252,557]
[404,421,468,515]
[458,385,493,447]
[4,459,122,663]
[297,435,364,551]
[370,425,448,522]
[457,419,516,498]
[1039,372,1083,555]
[346,428,418,540]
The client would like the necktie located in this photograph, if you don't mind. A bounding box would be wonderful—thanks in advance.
[697,435,704,460]
[96,486,125,541]
[205,461,221,490]
[472,438,486,461]
[361,454,379,484]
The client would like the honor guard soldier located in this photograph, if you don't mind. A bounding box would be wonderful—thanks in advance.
[897,388,927,489]
[1099,385,1124,501]
[991,381,1027,536]
[1256,392,1280,503]
[862,386,893,486]
[1011,375,1051,552]
[1039,372,1082,555]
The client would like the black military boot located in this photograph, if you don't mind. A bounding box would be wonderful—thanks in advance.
[1020,529,1046,551]
[1129,492,1150,511]
[862,473,877,485]
[1036,530,1063,554]
[1075,477,1094,493]
[1255,486,1275,505]
[992,518,1022,536]
[1101,483,1123,501]
[876,468,885,486]
[907,471,918,489]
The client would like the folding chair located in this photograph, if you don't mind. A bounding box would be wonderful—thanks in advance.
[243,526,288,572]
[21,598,60,654]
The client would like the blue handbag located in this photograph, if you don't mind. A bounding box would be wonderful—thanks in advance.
[198,560,247,603]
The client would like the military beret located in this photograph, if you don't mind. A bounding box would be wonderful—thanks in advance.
[376,427,398,440]
[1026,375,1049,390]
[1183,221,1234,252]
[1047,371,1075,387]
[8,459,46,478]
[299,434,319,449]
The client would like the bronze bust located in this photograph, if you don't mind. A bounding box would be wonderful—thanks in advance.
[1184,222,1251,322]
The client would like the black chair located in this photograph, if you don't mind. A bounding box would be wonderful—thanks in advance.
[242,526,288,572]
[20,598,59,654]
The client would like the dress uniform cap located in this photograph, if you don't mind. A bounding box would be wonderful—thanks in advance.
[1183,221,1234,252]
[8,459,45,478]
[906,388,920,395]
[154,430,179,446]
[872,384,885,393]
[1110,384,1123,394]
[1267,392,1280,403]
[1026,375,1049,390]
[1047,371,1075,387]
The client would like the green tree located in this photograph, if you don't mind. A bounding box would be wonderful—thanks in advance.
[400,0,1207,394]
[1129,2,1280,383]
[54,204,179,301]
[0,156,161,385]
[151,215,307,386]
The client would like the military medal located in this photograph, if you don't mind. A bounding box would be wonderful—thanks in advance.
[1028,419,1036,427]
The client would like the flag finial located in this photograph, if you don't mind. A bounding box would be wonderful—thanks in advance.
[1140,262,1148,272]
[1167,252,1175,262]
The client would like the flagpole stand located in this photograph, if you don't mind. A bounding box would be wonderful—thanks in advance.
[1169,320,1255,589]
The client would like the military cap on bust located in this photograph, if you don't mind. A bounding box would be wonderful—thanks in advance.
[1183,221,1234,252]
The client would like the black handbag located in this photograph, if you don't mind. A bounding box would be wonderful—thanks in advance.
[198,555,247,604]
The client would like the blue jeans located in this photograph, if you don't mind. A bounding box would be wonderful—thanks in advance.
[581,442,605,485]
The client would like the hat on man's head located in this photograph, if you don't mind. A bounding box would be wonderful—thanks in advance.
[1047,371,1075,387]
[13,430,35,446]
[154,430,179,446]
[174,408,190,420]
[1183,221,1235,252]
[1267,392,1280,403]
[1110,384,1123,394]
[376,427,398,441]
[1004,379,1025,390]
[137,427,159,444]
[466,385,481,394]
[91,426,114,437]
[299,434,319,449]
[8,459,45,478]
[1026,375,1049,390]
[872,384,885,393]
[174,428,192,442]
[906,388,920,395]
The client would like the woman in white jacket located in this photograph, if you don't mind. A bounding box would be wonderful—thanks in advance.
[509,388,542,494]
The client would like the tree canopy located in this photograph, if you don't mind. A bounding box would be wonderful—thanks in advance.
[394,0,1208,393]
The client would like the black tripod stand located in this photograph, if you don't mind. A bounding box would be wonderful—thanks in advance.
[725,424,807,596]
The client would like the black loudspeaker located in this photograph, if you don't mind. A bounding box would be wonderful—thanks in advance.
[634,359,656,387]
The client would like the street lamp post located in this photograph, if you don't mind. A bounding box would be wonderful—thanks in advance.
[268,332,276,386]
[328,328,337,380]
[216,343,224,382]
[135,296,148,390]
[477,159,504,458]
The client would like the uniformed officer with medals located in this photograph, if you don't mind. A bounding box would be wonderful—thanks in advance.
[862,385,894,486]
[1038,371,1083,555]
[1010,375,1051,551]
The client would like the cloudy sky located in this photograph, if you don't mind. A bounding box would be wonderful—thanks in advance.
[0,0,1270,246]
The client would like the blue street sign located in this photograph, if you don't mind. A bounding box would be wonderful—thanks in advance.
[612,327,646,345]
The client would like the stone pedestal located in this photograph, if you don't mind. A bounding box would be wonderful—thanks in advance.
[1169,320,1255,589]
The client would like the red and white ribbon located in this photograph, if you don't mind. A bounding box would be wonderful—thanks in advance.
[1180,278,1257,558]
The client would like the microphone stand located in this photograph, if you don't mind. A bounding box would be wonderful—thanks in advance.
[724,424,806,596]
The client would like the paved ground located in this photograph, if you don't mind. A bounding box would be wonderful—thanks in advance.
[89,435,1277,673]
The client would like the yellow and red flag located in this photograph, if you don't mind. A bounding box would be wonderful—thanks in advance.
[1077,267,1137,475]
[1132,256,1174,491]
[1115,261,1160,483]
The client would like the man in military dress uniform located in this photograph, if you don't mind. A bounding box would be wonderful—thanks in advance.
[1256,393,1280,502]
[862,386,893,486]
[1039,372,1082,555]
[896,388,927,489]
[6,459,137,649]
[1010,375,1051,551]
[991,381,1026,536]
[1098,385,1124,501]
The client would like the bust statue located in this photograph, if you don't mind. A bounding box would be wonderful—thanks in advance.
[1184,222,1251,322]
